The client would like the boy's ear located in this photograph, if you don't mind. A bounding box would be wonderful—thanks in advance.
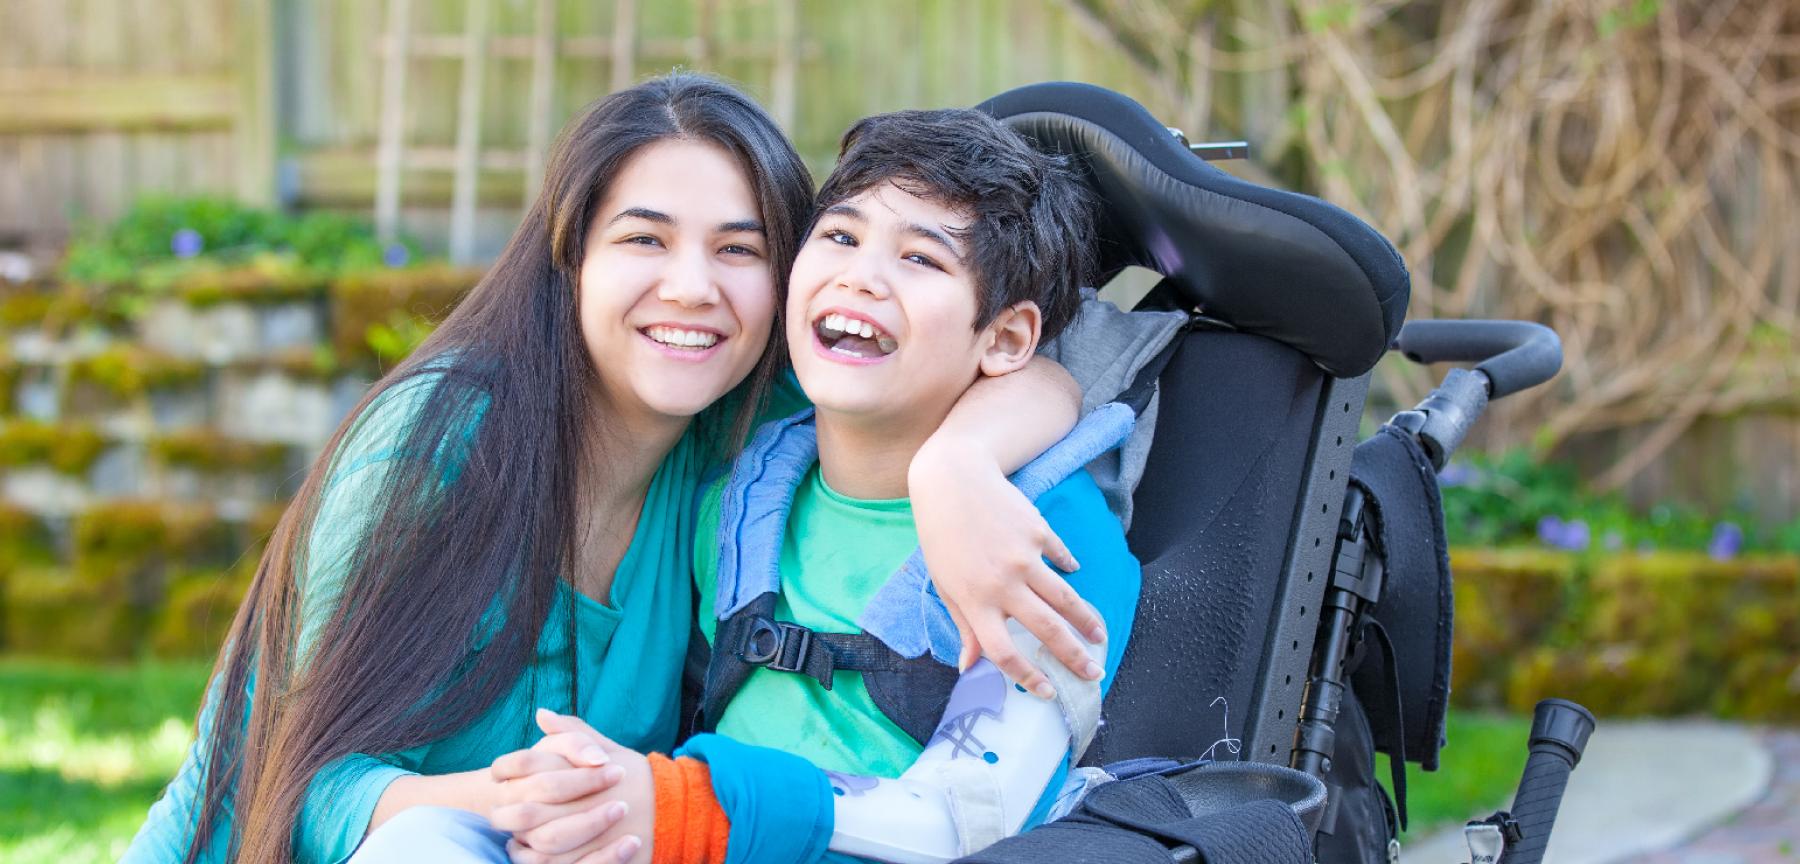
[978,302,1043,377]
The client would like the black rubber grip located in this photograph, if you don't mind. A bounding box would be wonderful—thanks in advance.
[1412,367,1490,467]
[1392,320,1562,399]
[1502,699,1597,864]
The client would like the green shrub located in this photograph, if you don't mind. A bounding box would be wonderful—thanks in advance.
[2,569,143,660]
[0,421,108,475]
[149,569,247,658]
[66,346,204,399]
[1452,548,1800,721]
[69,502,228,598]
[148,432,287,474]
[331,264,478,366]
[0,505,53,569]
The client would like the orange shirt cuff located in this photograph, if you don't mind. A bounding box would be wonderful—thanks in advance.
[648,753,731,864]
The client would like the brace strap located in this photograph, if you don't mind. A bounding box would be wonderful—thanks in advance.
[927,757,1008,855]
[1034,638,1104,762]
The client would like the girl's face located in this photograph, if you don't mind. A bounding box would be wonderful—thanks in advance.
[577,139,777,425]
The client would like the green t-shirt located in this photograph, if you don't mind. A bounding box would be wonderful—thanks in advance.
[694,466,929,778]
[125,368,810,864]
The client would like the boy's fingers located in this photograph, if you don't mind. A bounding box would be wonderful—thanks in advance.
[945,604,978,672]
[517,801,630,856]
[1028,565,1107,647]
[973,614,1055,700]
[1041,525,1080,574]
[1017,594,1103,683]
[493,749,573,782]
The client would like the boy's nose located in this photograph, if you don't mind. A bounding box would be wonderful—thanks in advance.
[836,253,890,300]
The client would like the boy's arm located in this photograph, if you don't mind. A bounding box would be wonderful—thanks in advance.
[912,356,1108,694]
[680,473,1139,864]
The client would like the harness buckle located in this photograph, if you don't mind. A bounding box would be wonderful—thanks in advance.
[739,616,816,675]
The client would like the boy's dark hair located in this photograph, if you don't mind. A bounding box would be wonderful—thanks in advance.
[815,108,1096,343]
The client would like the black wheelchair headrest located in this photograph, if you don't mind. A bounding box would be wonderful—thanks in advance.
[978,82,1410,378]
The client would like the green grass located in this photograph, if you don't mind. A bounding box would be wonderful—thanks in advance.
[0,657,1532,858]
[1382,711,1535,835]
[0,658,213,863]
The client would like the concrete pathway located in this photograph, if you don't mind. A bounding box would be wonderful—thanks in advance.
[1401,721,1796,863]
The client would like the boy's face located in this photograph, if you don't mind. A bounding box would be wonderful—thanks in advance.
[786,182,994,428]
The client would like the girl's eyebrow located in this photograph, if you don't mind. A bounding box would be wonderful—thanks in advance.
[608,206,673,226]
[823,204,864,221]
[719,219,765,234]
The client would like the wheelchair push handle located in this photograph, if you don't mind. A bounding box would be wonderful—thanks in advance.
[1388,320,1562,470]
[1392,320,1563,400]
[1497,699,1597,864]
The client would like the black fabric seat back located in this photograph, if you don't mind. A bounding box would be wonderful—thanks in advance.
[1083,328,1334,766]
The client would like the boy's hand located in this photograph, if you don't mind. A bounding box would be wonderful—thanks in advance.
[487,710,651,864]
[910,443,1107,697]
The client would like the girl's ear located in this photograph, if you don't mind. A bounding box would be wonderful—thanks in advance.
[978,302,1043,377]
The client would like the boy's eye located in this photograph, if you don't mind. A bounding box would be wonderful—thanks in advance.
[904,252,944,271]
[721,243,761,257]
[622,234,663,248]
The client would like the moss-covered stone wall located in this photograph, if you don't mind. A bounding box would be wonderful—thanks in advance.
[1452,549,1800,721]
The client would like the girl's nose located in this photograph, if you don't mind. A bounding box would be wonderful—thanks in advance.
[658,248,719,307]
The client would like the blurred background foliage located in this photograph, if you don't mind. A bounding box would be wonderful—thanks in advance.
[0,0,1796,856]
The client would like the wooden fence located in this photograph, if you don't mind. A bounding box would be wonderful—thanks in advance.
[0,0,273,259]
[0,0,1167,262]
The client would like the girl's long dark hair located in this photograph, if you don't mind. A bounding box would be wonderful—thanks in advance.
[186,74,813,864]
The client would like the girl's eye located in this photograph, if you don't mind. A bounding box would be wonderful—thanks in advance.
[623,234,663,247]
[822,228,856,247]
[721,243,761,257]
[904,252,944,271]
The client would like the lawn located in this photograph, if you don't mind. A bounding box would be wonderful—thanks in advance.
[0,659,1530,860]
[0,658,212,863]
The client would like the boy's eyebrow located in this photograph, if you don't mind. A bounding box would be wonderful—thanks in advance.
[905,223,964,261]
[825,203,964,261]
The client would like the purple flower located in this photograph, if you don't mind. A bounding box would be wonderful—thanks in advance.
[1438,462,1476,487]
[1707,521,1744,561]
[1537,516,1590,551]
[382,242,410,268]
[1537,516,1564,547]
[171,228,204,259]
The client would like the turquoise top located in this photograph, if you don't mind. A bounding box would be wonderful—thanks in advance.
[122,371,806,864]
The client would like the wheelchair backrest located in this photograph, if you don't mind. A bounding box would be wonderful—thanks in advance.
[979,83,1409,767]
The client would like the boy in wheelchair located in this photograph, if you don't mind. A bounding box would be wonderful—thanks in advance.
[560,108,1144,863]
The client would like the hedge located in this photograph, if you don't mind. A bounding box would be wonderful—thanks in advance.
[3,541,1796,698]
[1451,548,1800,721]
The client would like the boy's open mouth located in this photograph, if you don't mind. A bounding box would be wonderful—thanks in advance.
[813,312,897,359]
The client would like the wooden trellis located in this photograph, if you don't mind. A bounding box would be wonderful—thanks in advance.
[372,0,801,264]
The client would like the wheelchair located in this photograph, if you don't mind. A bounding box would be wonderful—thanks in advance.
[963,82,1595,864]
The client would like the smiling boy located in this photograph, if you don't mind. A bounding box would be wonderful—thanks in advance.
[617,108,1144,864]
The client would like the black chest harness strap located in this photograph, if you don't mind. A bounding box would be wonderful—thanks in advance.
[698,592,959,746]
